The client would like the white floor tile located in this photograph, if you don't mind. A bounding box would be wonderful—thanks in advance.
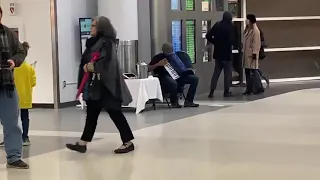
[2,89,320,179]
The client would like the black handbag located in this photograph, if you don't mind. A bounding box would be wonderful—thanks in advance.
[88,73,102,101]
[259,46,266,60]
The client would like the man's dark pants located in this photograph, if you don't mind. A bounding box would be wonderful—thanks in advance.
[159,72,199,104]
[210,60,232,93]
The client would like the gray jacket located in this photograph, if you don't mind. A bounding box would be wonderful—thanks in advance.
[3,25,25,66]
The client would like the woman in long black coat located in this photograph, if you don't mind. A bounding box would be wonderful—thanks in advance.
[66,16,134,154]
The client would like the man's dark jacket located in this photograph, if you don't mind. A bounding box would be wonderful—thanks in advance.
[206,12,234,61]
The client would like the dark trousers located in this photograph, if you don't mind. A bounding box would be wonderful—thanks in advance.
[232,53,244,83]
[20,109,29,140]
[81,100,134,143]
[160,73,199,103]
[245,68,255,92]
[210,60,232,93]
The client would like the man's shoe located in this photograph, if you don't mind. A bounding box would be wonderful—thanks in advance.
[243,91,252,95]
[114,142,135,154]
[66,142,87,153]
[184,101,200,108]
[208,90,214,98]
[23,139,31,146]
[223,92,233,97]
[0,142,4,147]
[171,103,182,108]
[7,160,29,169]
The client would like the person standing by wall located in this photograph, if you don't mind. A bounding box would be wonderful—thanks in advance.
[14,42,36,146]
[206,11,234,98]
[0,7,29,169]
[243,14,263,95]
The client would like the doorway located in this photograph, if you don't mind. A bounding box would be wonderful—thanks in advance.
[150,0,229,95]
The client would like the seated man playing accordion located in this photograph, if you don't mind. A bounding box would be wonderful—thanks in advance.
[148,43,199,108]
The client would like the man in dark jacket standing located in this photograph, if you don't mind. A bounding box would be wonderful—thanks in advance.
[206,11,234,98]
[0,7,29,169]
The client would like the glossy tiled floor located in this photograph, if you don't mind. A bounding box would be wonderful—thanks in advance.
[1,82,320,179]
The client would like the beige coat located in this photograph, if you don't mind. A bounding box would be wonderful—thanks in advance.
[243,25,261,69]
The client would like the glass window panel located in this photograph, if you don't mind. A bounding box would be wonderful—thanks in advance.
[186,20,196,63]
[171,21,182,52]
[202,0,211,11]
[202,20,211,62]
[228,0,241,17]
[215,0,224,11]
[171,0,181,10]
[233,21,242,50]
[186,0,195,11]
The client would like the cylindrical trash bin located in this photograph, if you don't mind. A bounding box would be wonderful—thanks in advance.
[117,40,138,74]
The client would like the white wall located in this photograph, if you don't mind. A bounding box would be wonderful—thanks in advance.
[56,0,97,103]
[98,0,138,40]
[1,0,54,104]
[0,0,137,105]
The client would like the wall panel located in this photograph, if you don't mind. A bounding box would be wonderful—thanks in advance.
[260,51,320,79]
[258,20,320,48]
[247,0,320,17]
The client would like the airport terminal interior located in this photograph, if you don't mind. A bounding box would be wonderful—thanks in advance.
[1,0,320,179]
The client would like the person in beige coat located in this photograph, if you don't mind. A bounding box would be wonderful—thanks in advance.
[243,14,262,95]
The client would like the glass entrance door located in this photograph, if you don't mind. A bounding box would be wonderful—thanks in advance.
[167,0,228,94]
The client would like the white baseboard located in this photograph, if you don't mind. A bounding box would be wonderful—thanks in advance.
[270,76,320,83]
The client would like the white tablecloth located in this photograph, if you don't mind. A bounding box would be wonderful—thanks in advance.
[124,77,163,113]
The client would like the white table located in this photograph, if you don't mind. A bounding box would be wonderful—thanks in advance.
[124,77,163,113]
[77,77,163,113]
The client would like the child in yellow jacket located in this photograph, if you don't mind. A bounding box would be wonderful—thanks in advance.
[14,42,36,146]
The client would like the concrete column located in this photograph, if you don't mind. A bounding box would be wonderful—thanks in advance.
[97,0,138,40]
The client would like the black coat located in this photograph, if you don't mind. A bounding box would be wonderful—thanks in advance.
[78,37,132,110]
[206,20,234,61]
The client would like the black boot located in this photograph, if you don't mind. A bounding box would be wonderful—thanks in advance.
[208,90,214,98]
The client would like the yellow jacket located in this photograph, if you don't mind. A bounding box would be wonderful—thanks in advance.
[14,61,36,109]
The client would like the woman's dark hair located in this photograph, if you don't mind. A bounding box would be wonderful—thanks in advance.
[0,7,2,14]
[246,14,257,24]
[93,16,117,39]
